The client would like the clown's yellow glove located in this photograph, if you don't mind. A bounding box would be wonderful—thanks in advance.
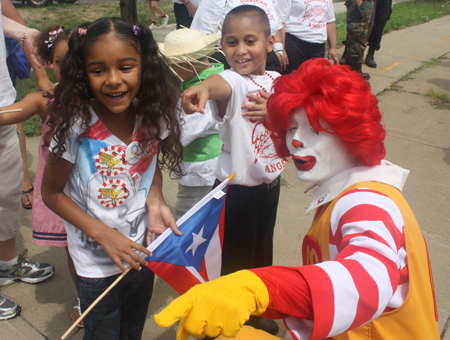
[154,270,269,340]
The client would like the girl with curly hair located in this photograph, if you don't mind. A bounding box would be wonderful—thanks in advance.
[41,17,183,339]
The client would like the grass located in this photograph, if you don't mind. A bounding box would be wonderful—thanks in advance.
[427,88,450,102]
[427,88,450,110]
[14,0,450,136]
[17,0,175,29]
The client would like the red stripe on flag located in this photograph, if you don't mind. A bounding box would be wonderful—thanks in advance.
[147,262,202,295]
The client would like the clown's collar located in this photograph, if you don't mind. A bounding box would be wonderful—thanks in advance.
[304,160,410,215]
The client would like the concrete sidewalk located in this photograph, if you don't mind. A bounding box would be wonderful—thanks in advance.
[1,15,450,340]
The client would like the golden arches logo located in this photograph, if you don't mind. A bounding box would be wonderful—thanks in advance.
[306,246,319,265]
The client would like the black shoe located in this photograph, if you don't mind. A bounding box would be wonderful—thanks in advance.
[245,315,279,335]
[364,55,377,68]
[364,46,377,68]
[350,62,371,81]
[361,72,371,81]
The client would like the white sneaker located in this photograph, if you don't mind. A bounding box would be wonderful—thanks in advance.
[149,23,157,30]
[162,15,169,28]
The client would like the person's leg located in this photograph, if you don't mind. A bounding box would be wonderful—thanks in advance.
[0,131,22,267]
[246,180,281,336]
[283,33,310,75]
[150,0,169,27]
[254,180,280,269]
[345,0,375,78]
[76,272,123,340]
[120,267,154,340]
[17,124,33,210]
[265,51,280,72]
[66,247,84,326]
[309,43,326,61]
[366,0,393,68]
[0,237,17,263]
[173,2,193,29]
[148,0,157,28]
[219,184,260,276]
[151,0,164,16]
[175,184,212,221]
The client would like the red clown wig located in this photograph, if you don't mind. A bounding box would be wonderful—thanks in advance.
[265,59,386,167]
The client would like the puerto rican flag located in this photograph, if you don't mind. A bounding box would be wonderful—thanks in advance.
[145,177,232,295]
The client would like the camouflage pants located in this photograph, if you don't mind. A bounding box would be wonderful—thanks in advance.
[344,0,376,64]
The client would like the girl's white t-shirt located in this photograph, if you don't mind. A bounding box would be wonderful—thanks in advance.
[211,69,285,187]
[51,107,161,278]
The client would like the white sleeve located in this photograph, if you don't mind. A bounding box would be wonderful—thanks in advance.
[50,128,78,164]
[210,71,247,123]
[276,0,292,24]
[191,0,226,34]
[179,102,219,147]
[327,0,336,23]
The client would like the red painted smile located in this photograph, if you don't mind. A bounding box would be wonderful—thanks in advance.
[292,156,316,171]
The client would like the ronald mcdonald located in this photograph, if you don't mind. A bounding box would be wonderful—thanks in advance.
[154,59,440,340]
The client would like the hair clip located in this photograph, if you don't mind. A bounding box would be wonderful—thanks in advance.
[78,28,87,36]
[45,25,64,50]
[132,25,139,36]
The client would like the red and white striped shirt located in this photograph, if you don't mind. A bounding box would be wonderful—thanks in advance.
[252,161,411,339]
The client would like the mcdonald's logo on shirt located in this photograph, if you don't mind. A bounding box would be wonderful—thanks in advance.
[302,235,323,266]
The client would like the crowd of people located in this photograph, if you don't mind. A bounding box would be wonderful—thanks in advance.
[0,1,439,340]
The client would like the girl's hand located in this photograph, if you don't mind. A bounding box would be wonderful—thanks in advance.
[241,90,270,122]
[146,166,182,246]
[96,227,151,272]
[182,85,209,114]
[147,203,182,246]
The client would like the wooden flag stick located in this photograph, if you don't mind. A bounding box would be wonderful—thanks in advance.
[61,267,131,340]
[0,108,22,113]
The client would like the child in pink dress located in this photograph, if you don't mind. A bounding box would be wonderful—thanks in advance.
[0,25,84,326]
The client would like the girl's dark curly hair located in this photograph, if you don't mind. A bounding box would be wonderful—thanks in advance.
[47,17,183,176]
[35,26,72,66]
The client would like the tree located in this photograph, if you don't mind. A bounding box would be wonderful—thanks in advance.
[120,0,138,25]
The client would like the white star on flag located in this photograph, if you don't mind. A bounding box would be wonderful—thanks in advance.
[185,225,207,256]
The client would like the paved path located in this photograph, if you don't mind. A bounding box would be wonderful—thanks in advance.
[1,14,450,340]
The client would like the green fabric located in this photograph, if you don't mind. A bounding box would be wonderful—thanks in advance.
[183,133,223,162]
[180,63,224,163]
[179,63,224,92]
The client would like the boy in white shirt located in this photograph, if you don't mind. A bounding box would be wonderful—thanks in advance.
[182,5,285,335]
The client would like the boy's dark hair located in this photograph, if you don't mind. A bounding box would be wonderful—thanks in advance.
[35,26,72,66]
[47,17,183,177]
[222,5,271,38]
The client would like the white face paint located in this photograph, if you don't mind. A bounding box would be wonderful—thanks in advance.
[286,109,354,184]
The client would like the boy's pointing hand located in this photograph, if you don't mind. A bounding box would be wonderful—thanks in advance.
[182,85,209,114]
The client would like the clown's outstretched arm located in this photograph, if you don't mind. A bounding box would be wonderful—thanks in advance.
[155,190,405,340]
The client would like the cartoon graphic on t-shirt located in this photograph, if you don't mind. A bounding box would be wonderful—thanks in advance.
[68,117,157,258]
